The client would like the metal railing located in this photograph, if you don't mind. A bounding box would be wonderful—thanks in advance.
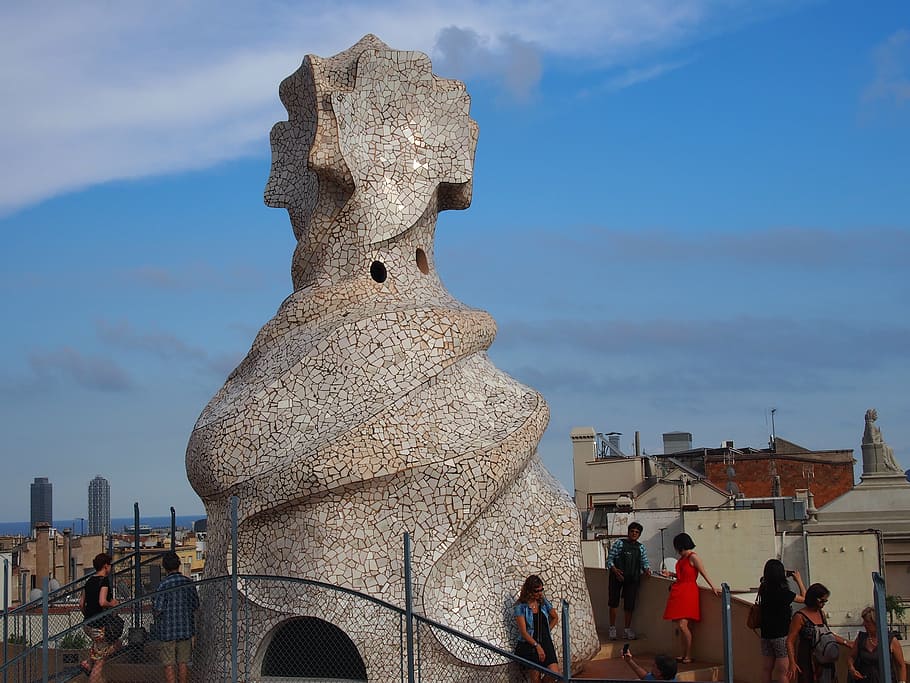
[18,497,905,682]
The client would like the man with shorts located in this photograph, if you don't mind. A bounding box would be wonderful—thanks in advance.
[153,551,199,683]
[607,522,651,640]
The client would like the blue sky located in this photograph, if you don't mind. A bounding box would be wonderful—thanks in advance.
[1,1,908,521]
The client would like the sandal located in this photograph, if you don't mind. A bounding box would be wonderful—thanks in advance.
[676,657,694,664]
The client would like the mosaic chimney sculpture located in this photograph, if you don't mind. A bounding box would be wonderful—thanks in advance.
[186,34,598,680]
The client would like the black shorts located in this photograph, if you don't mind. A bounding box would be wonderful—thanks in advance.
[608,573,640,610]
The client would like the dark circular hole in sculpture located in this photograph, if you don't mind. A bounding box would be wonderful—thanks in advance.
[370,260,387,283]
[261,617,367,680]
[415,248,429,274]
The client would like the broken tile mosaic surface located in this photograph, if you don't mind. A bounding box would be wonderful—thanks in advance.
[187,33,598,680]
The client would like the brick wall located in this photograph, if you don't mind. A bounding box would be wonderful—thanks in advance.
[706,457,854,508]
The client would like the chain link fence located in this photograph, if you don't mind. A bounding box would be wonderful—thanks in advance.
[2,574,572,682]
[0,497,746,682]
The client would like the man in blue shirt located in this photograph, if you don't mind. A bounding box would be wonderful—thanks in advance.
[606,521,651,640]
[153,551,199,683]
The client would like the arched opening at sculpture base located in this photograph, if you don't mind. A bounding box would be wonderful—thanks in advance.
[260,617,367,682]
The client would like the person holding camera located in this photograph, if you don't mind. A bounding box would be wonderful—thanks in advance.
[756,560,806,683]
[622,644,678,680]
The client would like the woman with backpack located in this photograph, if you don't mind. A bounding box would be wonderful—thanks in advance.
[79,553,121,681]
[786,583,853,683]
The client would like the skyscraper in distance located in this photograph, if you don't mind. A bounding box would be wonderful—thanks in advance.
[88,475,110,536]
[30,477,52,535]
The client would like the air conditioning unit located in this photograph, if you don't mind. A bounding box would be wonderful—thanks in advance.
[721,440,735,449]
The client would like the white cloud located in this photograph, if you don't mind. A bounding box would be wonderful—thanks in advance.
[0,0,794,214]
[28,347,133,392]
[434,27,542,101]
[863,29,910,108]
[605,59,692,90]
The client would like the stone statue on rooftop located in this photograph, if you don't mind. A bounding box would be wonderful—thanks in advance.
[862,408,902,474]
[186,34,598,680]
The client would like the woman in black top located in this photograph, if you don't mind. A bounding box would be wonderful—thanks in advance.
[758,560,805,683]
[79,553,120,681]
[848,606,907,683]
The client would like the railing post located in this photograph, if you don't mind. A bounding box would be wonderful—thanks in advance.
[170,507,176,551]
[872,573,891,683]
[231,496,239,683]
[19,573,27,680]
[134,502,141,628]
[404,533,415,683]
[561,599,571,682]
[721,583,733,683]
[41,577,48,683]
[3,557,8,683]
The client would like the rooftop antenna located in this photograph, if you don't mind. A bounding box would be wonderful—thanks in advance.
[770,407,777,451]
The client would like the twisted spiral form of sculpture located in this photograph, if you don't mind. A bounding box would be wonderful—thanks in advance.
[186,35,597,667]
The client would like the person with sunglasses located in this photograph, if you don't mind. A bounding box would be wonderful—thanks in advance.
[787,583,852,683]
[514,575,560,682]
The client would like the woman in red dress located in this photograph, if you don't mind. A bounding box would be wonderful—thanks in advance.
[662,533,719,663]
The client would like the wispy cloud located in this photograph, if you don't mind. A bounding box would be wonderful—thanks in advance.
[116,264,276,291]
[585,59,692,94]
[95,319,245,377]
[95,320,241,377]
[96,319,208,362]
[862,28,910,109]
[446,225,910,272]
[491,316,910,408]
[0,0,798,215]
[595,226,910,268]
[28,347,133,392]
[496,317,910,368]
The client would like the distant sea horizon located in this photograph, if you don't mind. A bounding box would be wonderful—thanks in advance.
[0,514,206,537]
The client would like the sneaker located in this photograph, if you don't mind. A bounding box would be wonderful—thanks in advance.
[624,627,636,640]
[608,625,617,640]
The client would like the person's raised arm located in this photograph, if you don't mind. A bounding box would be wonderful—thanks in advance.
[622,651,648,680]
[690,553,719,596]
[790,570,807,603]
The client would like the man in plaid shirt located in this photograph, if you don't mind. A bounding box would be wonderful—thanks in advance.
[606,522,651,641]
[153,551,199,683]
